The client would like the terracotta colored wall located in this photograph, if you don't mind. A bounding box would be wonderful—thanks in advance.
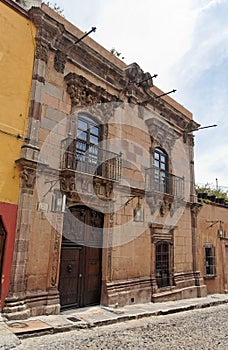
[198,204,228,294]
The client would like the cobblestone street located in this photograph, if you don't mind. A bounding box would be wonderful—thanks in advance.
[14,304,228,350]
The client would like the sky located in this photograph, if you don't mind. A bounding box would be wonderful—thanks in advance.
[51,0,228,191]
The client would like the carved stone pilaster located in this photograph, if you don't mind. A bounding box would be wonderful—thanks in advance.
[50,223,62,287]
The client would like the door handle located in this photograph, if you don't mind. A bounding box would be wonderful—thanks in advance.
[67,264,72,273]
[79,273,82,278]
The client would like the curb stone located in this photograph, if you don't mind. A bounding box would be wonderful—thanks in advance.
[0,294,228,348]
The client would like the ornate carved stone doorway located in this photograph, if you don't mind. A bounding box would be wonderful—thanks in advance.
[58,206,103,309]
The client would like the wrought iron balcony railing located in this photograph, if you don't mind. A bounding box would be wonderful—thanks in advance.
[61,138,122,181]
[145,166,184,198]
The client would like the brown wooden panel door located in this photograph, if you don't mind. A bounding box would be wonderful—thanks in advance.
[59,246,82,308]
[83,246,102,306]
[59,206,103,309]
[83,209,103,305]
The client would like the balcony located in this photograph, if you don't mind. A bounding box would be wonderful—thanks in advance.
[61,137,122,181]
[145,166,184,198]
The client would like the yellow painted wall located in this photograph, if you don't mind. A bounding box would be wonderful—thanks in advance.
[0,2,36,204]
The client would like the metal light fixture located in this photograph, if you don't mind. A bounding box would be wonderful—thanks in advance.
[133,196,144,222]
[207,220,226,238]
[51,190,66,213]
[218,221,226,238]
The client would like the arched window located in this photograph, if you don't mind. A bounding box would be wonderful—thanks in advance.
[154,148,168,193]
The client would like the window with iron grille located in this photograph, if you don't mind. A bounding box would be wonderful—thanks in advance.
[76,114,100,164]
[61,114,121,181]
[155,241,170,288]
[204,244,216,277]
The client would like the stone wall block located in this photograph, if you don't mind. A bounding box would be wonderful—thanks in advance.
[45,82,63,99]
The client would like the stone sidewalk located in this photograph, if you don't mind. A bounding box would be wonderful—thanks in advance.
[1,294,228,349]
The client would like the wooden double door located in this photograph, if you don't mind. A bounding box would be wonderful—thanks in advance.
[59,206,103,309]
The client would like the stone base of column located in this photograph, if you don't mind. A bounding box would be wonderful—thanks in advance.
[3,295,30,320]
[3,288,60,320]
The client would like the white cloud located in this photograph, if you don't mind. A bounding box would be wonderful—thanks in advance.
[195,140,228,187]
[197,0,227,12]
[52,0,228,186]
[92,0,198,90]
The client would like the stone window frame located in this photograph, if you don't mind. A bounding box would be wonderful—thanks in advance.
[150,224,175,289]
[204,243,216,278]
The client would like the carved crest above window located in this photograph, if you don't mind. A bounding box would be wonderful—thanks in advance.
[64,72,119,108]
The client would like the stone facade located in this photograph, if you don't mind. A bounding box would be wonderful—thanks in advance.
[3,3,207,319]
[197,203,228,294]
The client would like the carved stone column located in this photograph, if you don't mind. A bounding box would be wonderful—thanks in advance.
[3,163,37,319]
[46,213,64,315]
[23,8,52,160]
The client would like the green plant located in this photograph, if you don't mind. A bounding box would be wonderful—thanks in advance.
[196,184,228,201]
[44,2,64,16]
[110,48,124,60]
